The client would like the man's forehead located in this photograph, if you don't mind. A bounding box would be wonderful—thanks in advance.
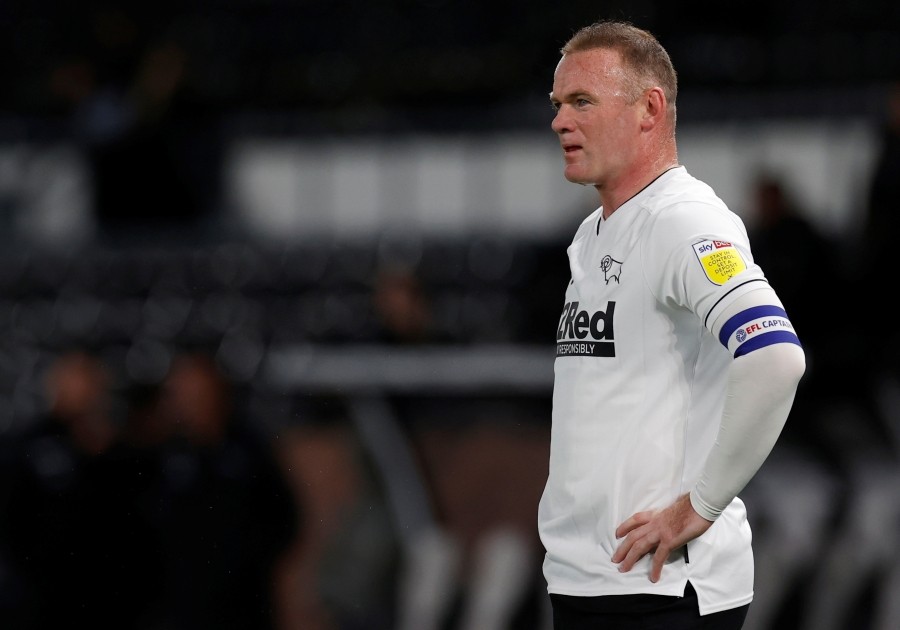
[552,48,625,94]
[556,48,623,77]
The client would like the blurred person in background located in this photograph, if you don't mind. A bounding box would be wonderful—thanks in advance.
[737,175,846,630]
[274,402,397,630]
[745,175,835,388]
[145,350,298,630]
[857,81,900,389]
[371,263,445,346]
[2,350,158,630]
[49,8,223,245]
[795,81,900,630]
[370,261,550,630]
[539,20,805,629]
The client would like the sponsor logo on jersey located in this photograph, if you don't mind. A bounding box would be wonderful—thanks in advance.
[692,239,747,285]
[599,255,623,284]
[556,300,615,357]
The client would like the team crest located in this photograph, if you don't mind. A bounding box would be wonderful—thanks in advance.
[600,255,622,284]
[692,239,746,285]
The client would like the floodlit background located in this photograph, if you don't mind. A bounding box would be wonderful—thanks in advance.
[0,2,898,630]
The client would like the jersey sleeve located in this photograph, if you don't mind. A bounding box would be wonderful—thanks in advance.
[642,199,772,332]
[642,198,806,520]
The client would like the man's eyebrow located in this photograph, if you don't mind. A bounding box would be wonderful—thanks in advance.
[550,91,592,103]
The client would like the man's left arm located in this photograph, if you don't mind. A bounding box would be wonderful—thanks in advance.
[612,287,806,581]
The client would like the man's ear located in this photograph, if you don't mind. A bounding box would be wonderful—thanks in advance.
[640,87,667,131]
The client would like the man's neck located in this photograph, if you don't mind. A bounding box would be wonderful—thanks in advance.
[600,143,678,218]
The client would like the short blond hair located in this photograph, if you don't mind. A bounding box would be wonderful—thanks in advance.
[562,20,677,112]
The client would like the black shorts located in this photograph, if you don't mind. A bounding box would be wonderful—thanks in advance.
[549,581,749,630]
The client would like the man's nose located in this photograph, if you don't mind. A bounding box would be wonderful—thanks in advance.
[551,107,571,134]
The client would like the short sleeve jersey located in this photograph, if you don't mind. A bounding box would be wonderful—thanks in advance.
[538,166,771,615]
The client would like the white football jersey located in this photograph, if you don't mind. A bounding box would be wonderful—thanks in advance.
[538,166,788,615]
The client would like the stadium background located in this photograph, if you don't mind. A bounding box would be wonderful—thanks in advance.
[0,1,898,629]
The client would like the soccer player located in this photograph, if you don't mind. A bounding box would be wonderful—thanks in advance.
[537,20,806,629]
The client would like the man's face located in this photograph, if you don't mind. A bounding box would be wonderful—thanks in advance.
[549,48,643,187]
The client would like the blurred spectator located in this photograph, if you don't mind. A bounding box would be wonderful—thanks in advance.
[372,263,447,345]
[50,14,223,245]
[1,350,159,630]
[795,82,900,630]
[746,174,849,452]
[866,81,900,630]
[743,174,892,470]
[369,262,550,630]
[739,175,846,630]
[274,411,397,630]
[858,82,900,384]
[263,264,431,630]
[144,351,298,630]
[742,159,900,629]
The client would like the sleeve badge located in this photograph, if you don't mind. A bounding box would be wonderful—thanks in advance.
[692,239,747,285]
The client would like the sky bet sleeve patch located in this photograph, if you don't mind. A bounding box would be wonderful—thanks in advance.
[692,239,747,285]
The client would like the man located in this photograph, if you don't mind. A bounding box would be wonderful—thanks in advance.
[537,20,806,629]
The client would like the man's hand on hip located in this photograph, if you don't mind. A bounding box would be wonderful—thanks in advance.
[612,493,713,583]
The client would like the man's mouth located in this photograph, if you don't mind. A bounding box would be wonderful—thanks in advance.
[563,144,582,154]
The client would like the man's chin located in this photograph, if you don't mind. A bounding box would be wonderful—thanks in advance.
[563,170,594,186]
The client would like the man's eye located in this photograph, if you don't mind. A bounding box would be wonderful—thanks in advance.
[550,102,561,112]
[576,98,590,107]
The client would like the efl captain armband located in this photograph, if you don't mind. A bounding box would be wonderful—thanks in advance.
[718,304,802,358]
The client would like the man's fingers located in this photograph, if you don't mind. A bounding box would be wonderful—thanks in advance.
[612,529,676,581]
[615,511,652,538]
[614,518,637,539]
[649,545,671,583]
[614,530,658,572]
[611,540,628,564]
[612,496,707,582]
[611,527,637,563]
